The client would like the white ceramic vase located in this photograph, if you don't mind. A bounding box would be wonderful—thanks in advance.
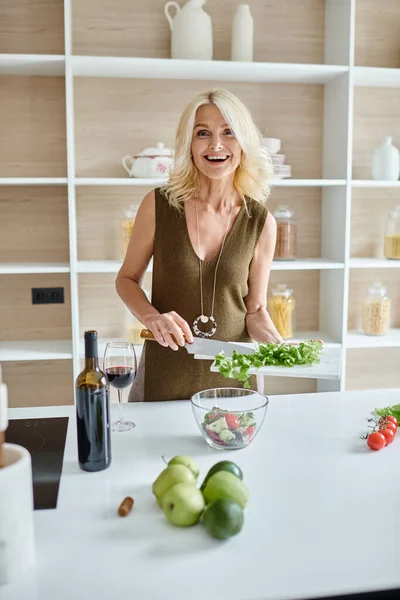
[0,444,35,586]
[371,136,400,181]
[231,4,254,62]
[164,0,213,60]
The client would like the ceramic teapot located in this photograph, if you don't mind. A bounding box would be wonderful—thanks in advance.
[164,0,213,60]
[122,143,174,179]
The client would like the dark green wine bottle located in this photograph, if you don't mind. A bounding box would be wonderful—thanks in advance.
[76,330,111,472]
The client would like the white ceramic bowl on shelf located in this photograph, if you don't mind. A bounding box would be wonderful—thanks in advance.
[271,154,285,165]
[273,164,292,179]
[262,137,281,155]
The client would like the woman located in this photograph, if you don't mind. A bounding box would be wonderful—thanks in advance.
[116,88,282,402]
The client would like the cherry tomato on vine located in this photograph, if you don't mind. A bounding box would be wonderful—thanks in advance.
[379,428,395,446]
[379,420,397,434]
[367,432,386,451]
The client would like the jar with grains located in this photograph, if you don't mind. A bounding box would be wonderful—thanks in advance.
[268,283,296,339]
[273,205,296,261]
[384,204,400,260]
[361,282,391,336]
[121,205,138,259]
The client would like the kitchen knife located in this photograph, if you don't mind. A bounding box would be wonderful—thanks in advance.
[140,329,255,358]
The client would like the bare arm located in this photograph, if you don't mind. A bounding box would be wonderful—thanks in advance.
[115,190,193,350]
[245,211,283,344]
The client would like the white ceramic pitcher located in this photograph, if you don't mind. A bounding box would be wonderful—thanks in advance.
[164,0,213,61]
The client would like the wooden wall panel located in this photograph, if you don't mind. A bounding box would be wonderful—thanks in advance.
[346,348,400,390]
[2,360,73,408]
[79,273,127,339]
[351,188,400,258]
[0,76,67,177]
[348,269,400,331]
[74,78,323,179]
[355,0,400,68]
[353,88,400,180]
[72,0,324,64]
[0,0,64,55]
[0,274,71,341]
[0,186,69,263]
[76,186,322,261]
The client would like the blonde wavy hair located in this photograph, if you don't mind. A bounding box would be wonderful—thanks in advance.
[162,88,272,211]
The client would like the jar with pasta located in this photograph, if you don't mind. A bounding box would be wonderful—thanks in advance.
[268,283,296,339]
[384,204,400,260]
[361,282,391,336]
[273,205,296,261]
[121,205,138,259]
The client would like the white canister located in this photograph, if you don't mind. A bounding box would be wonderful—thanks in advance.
[231,4,254,62]
[371,136,400,181]
[0,444,35,586]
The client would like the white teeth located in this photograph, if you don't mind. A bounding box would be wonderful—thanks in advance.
[205,155,229,160]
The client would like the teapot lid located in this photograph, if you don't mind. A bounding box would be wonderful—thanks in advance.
[134,142,174,158]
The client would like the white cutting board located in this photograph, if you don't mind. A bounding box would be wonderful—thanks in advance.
[196,345,342,380]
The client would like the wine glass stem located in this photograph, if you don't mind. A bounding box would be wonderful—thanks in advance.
[118,389,123,422]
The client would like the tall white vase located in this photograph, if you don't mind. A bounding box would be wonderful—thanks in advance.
[231,4,254,62]
[371,136,400,181]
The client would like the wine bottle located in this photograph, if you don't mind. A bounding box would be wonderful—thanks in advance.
[76,330,111,472]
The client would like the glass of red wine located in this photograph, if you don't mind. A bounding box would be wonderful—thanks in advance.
[103,342,137,432]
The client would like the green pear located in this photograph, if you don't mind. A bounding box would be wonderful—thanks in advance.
[162,483,205,527]
[202,470,249,509]
[152,465,195,507]
[167,455,200,481]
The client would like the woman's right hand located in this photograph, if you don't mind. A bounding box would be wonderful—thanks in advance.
[144,311,193,351]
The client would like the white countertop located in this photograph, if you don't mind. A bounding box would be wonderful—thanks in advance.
[3,388,400,600]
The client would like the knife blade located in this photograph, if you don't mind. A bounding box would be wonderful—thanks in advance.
[139,329,255,358]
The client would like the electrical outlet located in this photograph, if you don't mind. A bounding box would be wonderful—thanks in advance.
[32,287,64,305]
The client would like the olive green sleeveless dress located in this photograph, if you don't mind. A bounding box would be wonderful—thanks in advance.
[128,188,268,402]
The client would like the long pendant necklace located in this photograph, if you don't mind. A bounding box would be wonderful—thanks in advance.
[192,194,233,338]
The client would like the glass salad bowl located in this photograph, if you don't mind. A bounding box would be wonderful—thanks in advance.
[191,388,269,450]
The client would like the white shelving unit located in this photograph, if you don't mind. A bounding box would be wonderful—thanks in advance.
[2,0,400,401]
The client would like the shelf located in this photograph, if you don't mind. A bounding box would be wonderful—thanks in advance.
[75,178,346,188]
[349,258,400,269]
[77,260,153,274]
[352,180,400,188]
[72,56,348,84]
[0,178,68,186]
[0,341,73,362]
[346,329,400,349]
[0,263,70,275]
[353,67,400,88]
[0,54,65,76]
[271,259,344,271]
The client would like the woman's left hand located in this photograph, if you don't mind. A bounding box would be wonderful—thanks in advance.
[246,307,283,344]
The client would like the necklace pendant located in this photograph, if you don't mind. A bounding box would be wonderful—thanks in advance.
[200,315,209,323]
[193,315,217,338]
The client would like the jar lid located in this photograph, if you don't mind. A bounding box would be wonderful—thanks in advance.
[367,282,387,297]
[273,205,294,219]
[134,142,174,158]
[123,204,138,218]
[388,204,400,219]
[271,283,293,297]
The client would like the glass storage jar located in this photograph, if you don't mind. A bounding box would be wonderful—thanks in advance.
[121,205,138,259]
[361,282,391,336]
[268,283,296,339]
[384,204,400,260]
[273,205,296,260]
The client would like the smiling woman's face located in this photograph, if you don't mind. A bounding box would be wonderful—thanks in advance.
[191,104,242,180]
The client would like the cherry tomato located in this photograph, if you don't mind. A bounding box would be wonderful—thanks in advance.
[380,428,395,445]
[224,413,239,430]
[247,426,255,439]
[385,415,398,428]
[367,432,386,451]
[379,420,397,433]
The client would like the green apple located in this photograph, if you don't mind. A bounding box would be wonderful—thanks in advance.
[152,465,195,507]
[162,483,205,527]
[167,455,200,481]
